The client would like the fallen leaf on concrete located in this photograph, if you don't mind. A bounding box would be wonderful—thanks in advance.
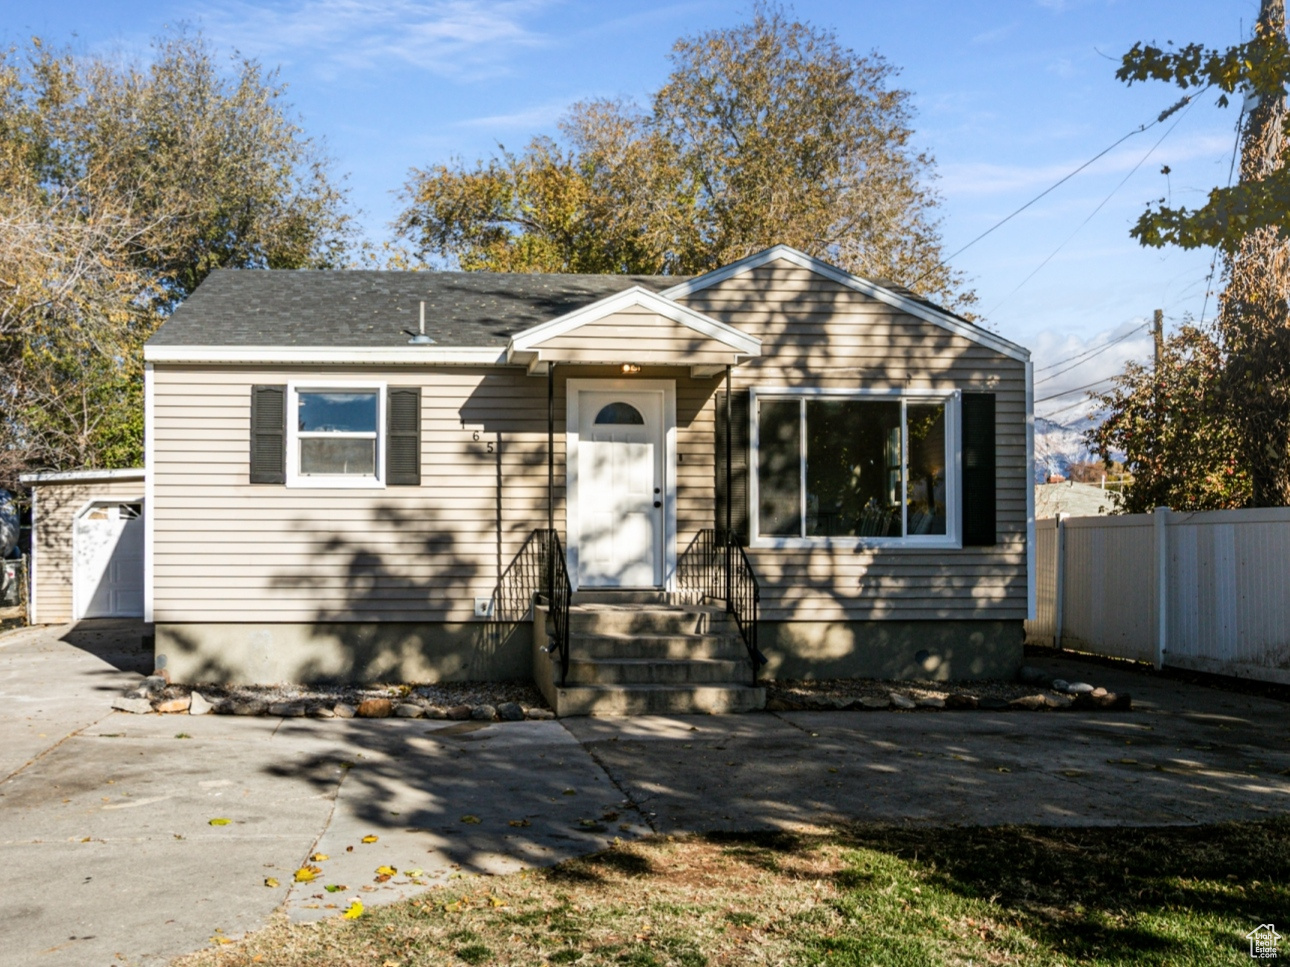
[342,900,363,919]
[294,865,322,883]
[461,815,481,824]
[324,884,347,893]
[310,853,329,862]
[375,865,397,876]
[361,835,379,843]
[208,818,231,826]
[562,789,577,796]
[508,819,531,828]
[996,767,1011,773]
[264,877,279,888]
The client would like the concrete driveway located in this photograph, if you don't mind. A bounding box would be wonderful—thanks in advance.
[2,621,1288,967]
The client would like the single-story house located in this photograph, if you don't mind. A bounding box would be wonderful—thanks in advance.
[126,244,1031,710]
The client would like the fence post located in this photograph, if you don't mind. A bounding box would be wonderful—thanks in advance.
[1053,513,1067,650]
[1154,505,1169,670]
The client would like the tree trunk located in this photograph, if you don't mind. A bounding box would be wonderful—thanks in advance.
[1219,0,1290,506]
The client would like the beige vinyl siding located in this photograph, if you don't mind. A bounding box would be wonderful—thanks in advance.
[535,306,740,366]
[677,258,1029,623]
[32,477,145,624]
[152,364,719,624]
[152,256,1026,627]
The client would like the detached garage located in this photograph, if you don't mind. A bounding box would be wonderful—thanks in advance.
[19,469,146,623]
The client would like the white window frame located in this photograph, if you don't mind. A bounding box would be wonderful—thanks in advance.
[286,380,387,489]
[748,387,961,549]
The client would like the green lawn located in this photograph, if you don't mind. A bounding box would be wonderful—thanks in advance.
[177,819,1290,966]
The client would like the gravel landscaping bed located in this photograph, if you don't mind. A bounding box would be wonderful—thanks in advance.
[111,678,553,721]
[766,666,1132,712]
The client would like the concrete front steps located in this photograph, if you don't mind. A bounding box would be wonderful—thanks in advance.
[533,591,766,717]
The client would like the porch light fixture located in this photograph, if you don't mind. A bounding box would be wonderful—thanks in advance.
[404,301,436,345]
[620,363,641,375]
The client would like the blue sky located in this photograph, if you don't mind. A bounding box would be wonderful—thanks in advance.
[3,0,1257,420]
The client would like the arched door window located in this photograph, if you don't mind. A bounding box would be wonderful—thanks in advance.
[594,402,645,425]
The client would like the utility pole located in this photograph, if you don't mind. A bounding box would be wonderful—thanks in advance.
[1152,308,1164,375]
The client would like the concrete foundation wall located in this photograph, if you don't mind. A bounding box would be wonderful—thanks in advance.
[760,619,1025,681]
[156,621,532,685]
[159,617,1020,685]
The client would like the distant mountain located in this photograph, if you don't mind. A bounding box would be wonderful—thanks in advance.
[1033,415,1101,483]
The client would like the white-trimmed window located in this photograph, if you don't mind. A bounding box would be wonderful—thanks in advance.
[286,383,386,488]
[750,388,960,547]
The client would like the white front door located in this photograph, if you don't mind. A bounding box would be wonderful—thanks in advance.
[575,389,665,587]
[74,501,145,619]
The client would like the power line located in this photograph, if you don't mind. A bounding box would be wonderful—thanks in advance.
[1198,103,1247,328]
[1035,375,1119,405]
[1039,392,1113,421]
[985,96,1198,317]
[1035,321,1150,375]
[908,91,1202,292]
[1035,324,1151,386]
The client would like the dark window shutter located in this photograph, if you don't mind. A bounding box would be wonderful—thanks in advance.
[249,385,285,484]
[961,392,996,546]
[386,387,421,486]
[714,387,750,544]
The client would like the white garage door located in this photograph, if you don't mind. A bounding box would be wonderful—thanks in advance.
[74,501,144,619]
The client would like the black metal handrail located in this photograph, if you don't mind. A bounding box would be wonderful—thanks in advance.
[537,528,572,685]
[678,528,766,685]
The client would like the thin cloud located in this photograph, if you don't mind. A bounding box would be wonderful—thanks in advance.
[970,22,1018,46]
[200,0,555,79]
[1031,319,1154,420]
[455,97,571,130]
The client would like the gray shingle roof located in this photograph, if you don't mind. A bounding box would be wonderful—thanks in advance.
[148,269,685,348]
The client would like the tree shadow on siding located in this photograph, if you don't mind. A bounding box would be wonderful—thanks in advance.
[685,264,1028,679]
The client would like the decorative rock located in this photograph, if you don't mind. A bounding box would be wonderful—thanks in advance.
[916,697,945,709]
[1072,691,1132,711]
[232,700,268,716]
[858,696,891,709]
[1091,686,1108,698]
[1018,666,1049,686]
[188,692,213,716]
[124,676,167,701]
[889,693,917,710]
[497,701,525,722]
[268,702,300,717]
[471,704,498,721]
[308,705,335,718]
[423,707,447,719]
[394,703,424,718]
[356,698,392,718]
[446,704,473,720]
[945,693,979,710]
[155,695,191,714]
[1008,694,1049,711]
[1044,694,1072,709]
[333,703,356,719]
[1064,682,1096,695]
[765,697,802,712]
[525,708,555,720]
[978,697,1009,710]
[1051,679,1069,693]
[111,696,153,714]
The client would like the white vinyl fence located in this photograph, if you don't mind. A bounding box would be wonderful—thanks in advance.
[1025,507,1290,684]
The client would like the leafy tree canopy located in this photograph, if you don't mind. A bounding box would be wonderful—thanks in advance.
[1086,323,1250,513]
[1119,14,1290,250]
[0,31,353,486]
[397,4,973,313]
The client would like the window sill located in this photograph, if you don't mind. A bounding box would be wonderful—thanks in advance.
[285,476,386,490]
[750,536,963,551]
